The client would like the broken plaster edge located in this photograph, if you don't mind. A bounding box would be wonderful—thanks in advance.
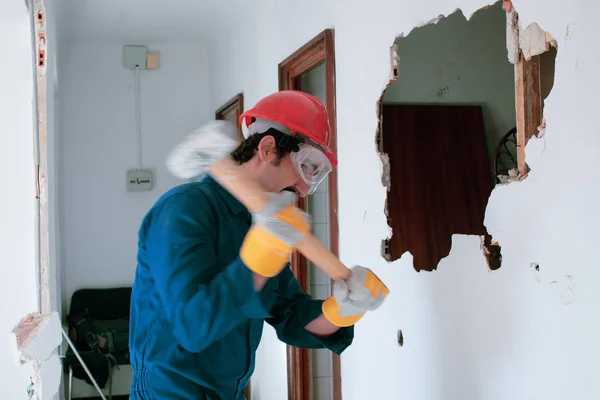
[506,4,559,63]
[506,10,520,64]
[377,3,525,268]
[376,2,559,269]
[519,21,551,61]
[411,1,500,35]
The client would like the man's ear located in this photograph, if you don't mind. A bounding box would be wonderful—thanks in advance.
[257,135,277,163]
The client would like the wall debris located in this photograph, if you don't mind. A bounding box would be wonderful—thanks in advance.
[496,168,527,185]
[520,22,551,61]
[506,10,520,64]
[397,330,404,347]
[505,3,558,66]
[380,153,391,190]
[531,262,542,282]
[390,42,400,82]
[481,234,502,271]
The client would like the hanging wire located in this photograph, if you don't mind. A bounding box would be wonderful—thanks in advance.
[134,66,143,170]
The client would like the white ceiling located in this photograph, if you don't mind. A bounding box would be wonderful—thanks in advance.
[56,0,247,43]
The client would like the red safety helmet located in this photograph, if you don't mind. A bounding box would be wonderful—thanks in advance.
[239,90,337,167]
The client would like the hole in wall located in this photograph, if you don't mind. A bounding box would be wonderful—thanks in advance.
[531,262,542,282]
[397,330,404,347]
[482,233,502,271]
[376,1,556,271]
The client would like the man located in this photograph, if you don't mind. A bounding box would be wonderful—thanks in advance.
[129,90,388,399]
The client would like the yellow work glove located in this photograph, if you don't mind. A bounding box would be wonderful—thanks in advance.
[240,191,311,277]
[322,266,389,327]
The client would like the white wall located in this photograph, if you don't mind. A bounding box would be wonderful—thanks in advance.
[0,2,39,399]
[59,41,210,304]
[206,0,599,399]
[383,3,515,169]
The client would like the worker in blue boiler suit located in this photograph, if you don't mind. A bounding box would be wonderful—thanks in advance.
[128,90,389,399]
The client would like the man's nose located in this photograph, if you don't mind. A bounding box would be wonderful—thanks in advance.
[295,180,310,198]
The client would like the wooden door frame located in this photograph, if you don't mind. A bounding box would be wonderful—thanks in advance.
[215,92,245,141]
[215,93,250,400]
[278,28,341,400]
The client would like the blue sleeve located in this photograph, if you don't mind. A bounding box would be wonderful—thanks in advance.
[265,266,354,355]
[144,192,269,353]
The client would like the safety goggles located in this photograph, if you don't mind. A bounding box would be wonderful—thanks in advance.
[290,143,333,195]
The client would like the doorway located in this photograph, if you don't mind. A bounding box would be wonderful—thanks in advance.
[215,93,245,141]
[279,29,341,400]
[215,93,251,400]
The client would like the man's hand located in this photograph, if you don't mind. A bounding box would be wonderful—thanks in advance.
[322,266,389,327]
[240,191,310,279]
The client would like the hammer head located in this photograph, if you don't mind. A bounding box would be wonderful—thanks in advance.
[166,120,241,179]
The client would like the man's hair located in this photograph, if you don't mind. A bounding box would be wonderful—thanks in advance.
[231,127,303,165]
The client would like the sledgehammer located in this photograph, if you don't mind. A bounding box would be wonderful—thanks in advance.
[165,120,353,281]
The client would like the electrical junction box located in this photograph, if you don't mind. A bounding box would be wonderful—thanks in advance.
[127,170,154,192]
[123,45,148,70]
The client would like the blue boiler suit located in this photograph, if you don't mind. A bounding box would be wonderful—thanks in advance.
[129,175,354,399]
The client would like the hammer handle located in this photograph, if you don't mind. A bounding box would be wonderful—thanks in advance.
[207,157,352,281]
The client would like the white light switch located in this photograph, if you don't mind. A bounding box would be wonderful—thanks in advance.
[127,170,153,191]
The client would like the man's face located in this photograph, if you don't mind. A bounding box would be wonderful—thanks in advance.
[254,136,311,197]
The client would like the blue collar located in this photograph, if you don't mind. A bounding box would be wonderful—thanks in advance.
[203,173,248,215]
